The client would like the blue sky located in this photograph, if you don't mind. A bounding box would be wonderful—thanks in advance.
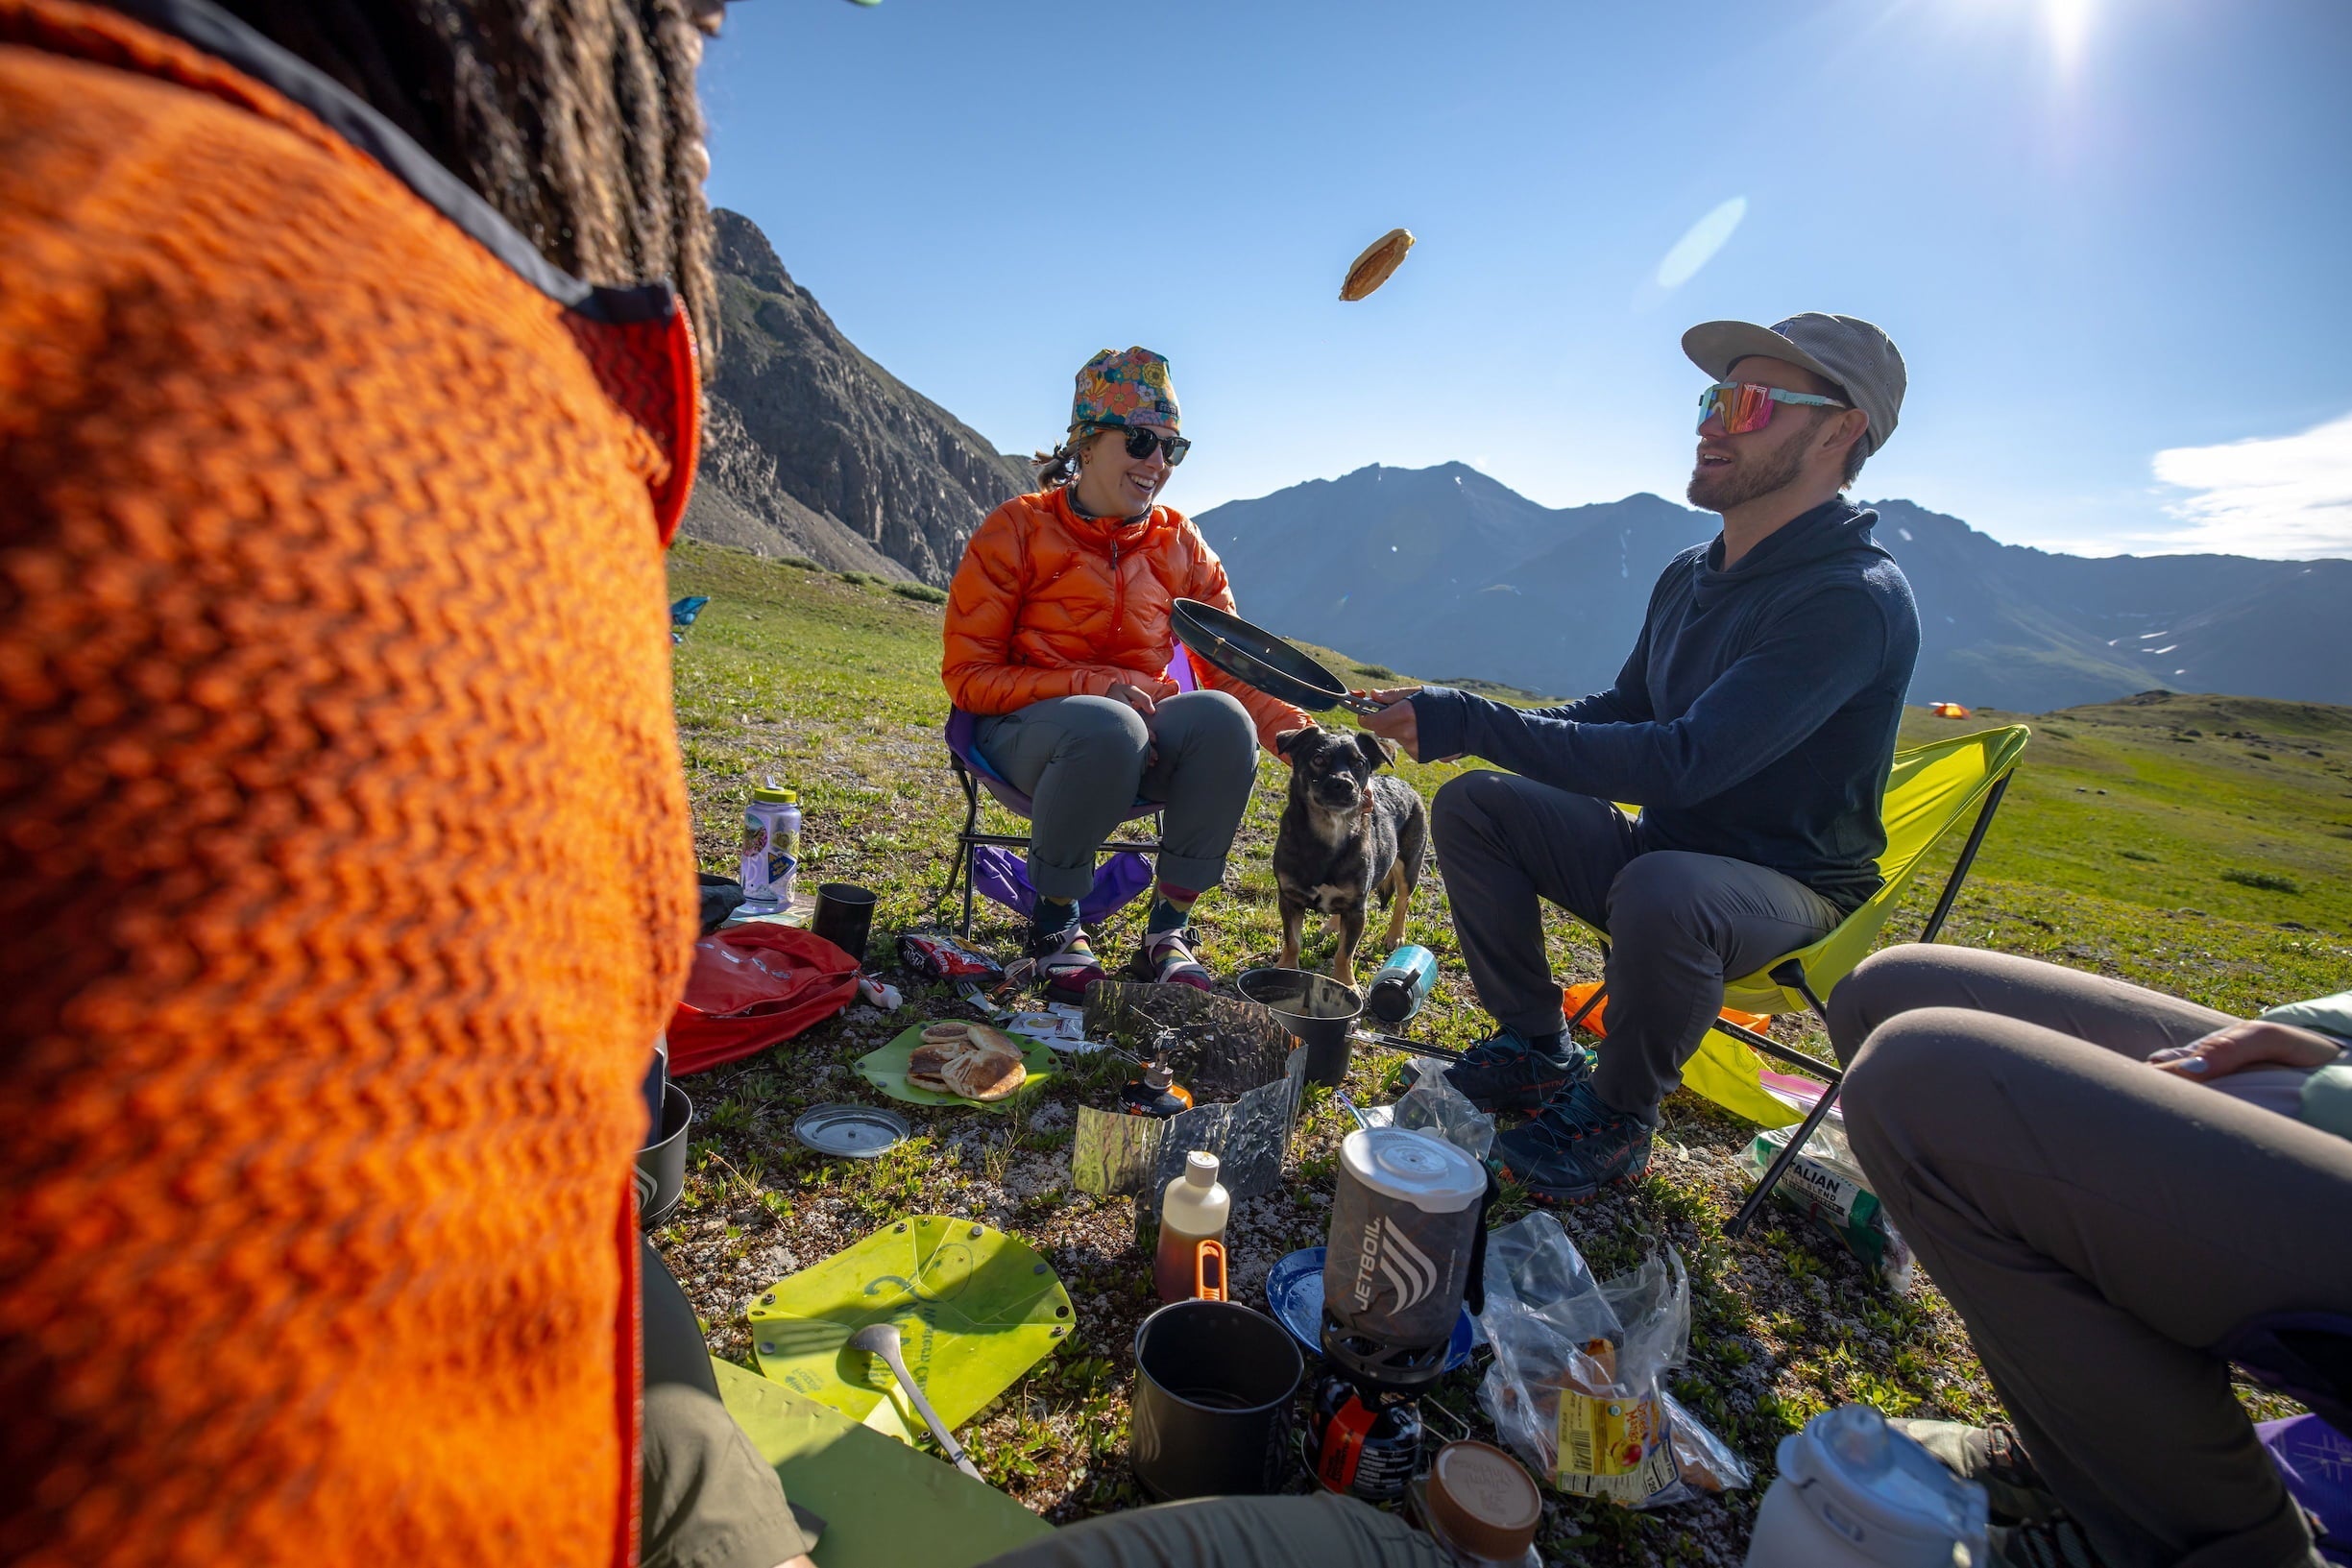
[700,0,2351,558]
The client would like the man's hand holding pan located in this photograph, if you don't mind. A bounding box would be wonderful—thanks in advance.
[1356,687,1426,761]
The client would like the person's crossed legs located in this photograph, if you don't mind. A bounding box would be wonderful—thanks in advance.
[1429,769,1841,1201]
[1836,946,2352,1568]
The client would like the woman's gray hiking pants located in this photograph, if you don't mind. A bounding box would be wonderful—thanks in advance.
[977,690,1259,904]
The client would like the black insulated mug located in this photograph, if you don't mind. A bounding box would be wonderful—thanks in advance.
[811,881,878,963]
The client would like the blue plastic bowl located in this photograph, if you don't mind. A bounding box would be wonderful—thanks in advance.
[1264,1245,1478,1373]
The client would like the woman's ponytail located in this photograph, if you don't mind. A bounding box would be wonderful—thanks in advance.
[1031,424,1100,489]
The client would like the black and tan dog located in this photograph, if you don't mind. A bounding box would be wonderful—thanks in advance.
[1272,726,1428,987]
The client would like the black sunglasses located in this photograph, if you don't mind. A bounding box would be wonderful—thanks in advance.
[1103,424,1191,467]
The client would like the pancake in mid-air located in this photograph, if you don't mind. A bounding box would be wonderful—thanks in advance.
[1341,228,1416,301]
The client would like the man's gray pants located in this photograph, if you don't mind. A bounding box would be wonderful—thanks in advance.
[977,691,1259,904]
[1430,769,1843,1119]
[1832,944,2350,1568]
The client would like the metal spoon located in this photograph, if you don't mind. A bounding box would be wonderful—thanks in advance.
[846,1321,984,1482]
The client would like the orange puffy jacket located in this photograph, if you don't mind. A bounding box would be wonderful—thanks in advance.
[941,487,1311,748]
[1,3,696,1563]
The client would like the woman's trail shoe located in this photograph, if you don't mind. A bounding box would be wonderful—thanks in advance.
[1429,1030,1592,1116]
[1489,1080,1653,1204]
[1135,927,1215,992]
[1022,921,1104,1004]
[1890,1420,2062,1526]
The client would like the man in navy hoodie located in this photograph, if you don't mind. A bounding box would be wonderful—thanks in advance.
[1363,314,1919,1202]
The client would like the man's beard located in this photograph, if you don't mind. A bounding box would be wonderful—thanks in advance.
[1686,436,1807,513]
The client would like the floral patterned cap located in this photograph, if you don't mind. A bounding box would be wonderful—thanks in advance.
[1071,347,1179,433]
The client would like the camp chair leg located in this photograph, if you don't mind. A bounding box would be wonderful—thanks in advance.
[1919,773,2011,945]
[1565,981,1608,1034]
[930,759,982,937]
[1719,962,1846,1240]
[1727,1078,1843,1240]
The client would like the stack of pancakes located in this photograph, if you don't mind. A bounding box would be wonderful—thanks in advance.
[909,1022,1027,1102]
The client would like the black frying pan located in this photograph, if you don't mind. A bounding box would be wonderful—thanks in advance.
[1168,599,1393,716]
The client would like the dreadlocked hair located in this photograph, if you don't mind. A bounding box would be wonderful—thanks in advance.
[210,0,717,347]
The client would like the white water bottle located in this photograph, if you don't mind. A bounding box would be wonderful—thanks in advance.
[1745,1406,1988,1568]
[739,784,800,915]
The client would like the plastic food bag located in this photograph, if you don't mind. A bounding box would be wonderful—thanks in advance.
[1475,1215,1750,1508]
[1738,1120,1916,1291]
[1392,1056,1496,1161]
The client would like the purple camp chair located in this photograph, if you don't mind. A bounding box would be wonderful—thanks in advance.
[938,716,1161,938]
[2226,1313,2352,1563]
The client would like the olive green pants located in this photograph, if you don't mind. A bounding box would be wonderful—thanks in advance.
[642,1239,816,1568]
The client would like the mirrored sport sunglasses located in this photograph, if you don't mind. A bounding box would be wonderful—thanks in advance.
[1099,423,1192,467]
[1697,381,1850,435]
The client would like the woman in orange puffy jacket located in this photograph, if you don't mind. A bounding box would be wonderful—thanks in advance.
[942,348,1309,998]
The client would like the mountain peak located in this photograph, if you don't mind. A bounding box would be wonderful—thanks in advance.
[1199,465,2350,711]
[710,207,796,298]
[683,209,1030,583]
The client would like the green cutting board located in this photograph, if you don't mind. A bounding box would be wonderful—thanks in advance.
[854,1023,1058,1107]
[714,1358,1055,1567]
[748,1216,1075,1445]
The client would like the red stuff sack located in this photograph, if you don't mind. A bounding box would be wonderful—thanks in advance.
[667,924,861,1075]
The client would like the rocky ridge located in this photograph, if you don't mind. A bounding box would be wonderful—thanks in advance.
[684,208,1031,583]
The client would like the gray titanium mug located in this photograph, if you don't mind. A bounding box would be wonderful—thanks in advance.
[1320,1127,1488,1392]
[1129,1299,1302,1500]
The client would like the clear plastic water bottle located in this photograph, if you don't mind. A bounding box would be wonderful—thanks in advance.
[739,784,800,915]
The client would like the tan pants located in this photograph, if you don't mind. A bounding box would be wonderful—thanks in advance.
[1831,944,2352,1568]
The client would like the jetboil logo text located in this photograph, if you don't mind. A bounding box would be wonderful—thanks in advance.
[1350,1216,1440,1314]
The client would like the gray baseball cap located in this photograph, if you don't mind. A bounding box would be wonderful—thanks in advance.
[1683,313,1906,455]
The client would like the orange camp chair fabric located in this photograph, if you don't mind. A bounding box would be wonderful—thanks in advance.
[0,5,698,1563]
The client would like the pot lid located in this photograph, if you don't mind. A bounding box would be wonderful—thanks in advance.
[1427,1441,1541,1560]
[792,1104,910,1159]
[1340,1127,1485,1214]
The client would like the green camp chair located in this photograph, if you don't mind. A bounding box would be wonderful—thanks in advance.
[1562,724,2031,1239]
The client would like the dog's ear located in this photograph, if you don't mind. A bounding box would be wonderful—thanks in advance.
[1274,725,1319,760]
[1355,730,1397,769]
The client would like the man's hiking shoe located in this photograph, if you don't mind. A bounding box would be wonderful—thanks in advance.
[1135,927,1214,991]
[1490,1081,1652,1204]
[1429,1030,1590,1115]
[1890,1419,2061,1526]
[1022,921,1103,1004]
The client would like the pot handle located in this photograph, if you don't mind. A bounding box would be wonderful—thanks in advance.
[1464,1167,1500,1316]
[1192,1239,1228,1302]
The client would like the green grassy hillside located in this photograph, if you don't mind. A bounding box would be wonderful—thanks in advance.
[671,540,2346,1016]
[661,541,2340,1556]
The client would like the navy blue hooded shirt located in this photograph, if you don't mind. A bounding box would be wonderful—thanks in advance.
[1411,498,1921,912]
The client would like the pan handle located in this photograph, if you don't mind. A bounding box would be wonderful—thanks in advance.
[1340,695,1394,716]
